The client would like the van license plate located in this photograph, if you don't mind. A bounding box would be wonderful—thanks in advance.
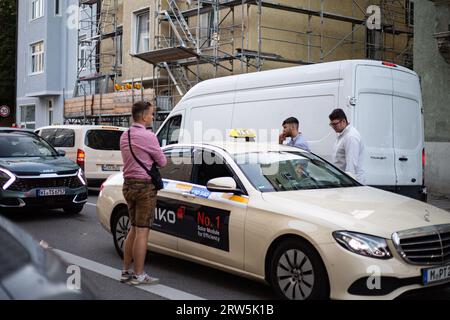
[422,265,450,285]
[102,164,121,171]
[38,188,66,197]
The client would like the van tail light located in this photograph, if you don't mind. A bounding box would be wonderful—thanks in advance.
[422,148,426,184]
[382,61,397,67]
[77,149,85,171]
[422,148,426,168]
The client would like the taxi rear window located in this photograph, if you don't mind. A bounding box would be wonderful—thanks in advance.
[85,130,122,151]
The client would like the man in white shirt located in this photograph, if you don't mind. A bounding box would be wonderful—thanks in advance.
[329,108,365,184]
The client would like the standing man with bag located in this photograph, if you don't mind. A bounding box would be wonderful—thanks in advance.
[119,101,167,285]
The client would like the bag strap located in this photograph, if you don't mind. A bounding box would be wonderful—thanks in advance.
[127,128,153,176]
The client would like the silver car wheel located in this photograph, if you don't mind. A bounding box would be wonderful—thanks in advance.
[115,215,130,253]
[277,249,315,300]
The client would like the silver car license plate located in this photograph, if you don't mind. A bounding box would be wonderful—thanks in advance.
[38,188,66,197]
[422,265,450,285]
[102,164,121,171]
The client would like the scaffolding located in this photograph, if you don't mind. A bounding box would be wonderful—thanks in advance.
[74,0,121,99]
[129,0,413,119]
[69,1,414,125]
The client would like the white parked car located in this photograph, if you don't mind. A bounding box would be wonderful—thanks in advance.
[96,135,450,300]
[35,125,127,187]
[156,59,427,201]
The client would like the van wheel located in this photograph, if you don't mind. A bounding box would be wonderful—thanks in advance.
[269,239,329,300]
[111,207,130,258]
[63,204,84,214]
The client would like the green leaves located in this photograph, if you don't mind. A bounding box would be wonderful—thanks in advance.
[0,0,16,109]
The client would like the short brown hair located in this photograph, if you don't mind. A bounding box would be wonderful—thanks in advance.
[132,101,151,121]
[329,108,348,122]
[282,117,299,128]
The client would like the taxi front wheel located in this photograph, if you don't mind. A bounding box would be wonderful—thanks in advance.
[112,207,130,258]
[269,239,330,300]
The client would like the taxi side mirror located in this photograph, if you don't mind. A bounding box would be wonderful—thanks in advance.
[206,177,243,195]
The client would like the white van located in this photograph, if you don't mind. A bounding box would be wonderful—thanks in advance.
[156,59,426,201]
[35,125,127,187]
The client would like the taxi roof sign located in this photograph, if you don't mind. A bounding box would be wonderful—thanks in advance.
[229,129,256,141]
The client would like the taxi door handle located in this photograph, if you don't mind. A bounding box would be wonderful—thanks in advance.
[181,192,196,200]
[399,157,408,162]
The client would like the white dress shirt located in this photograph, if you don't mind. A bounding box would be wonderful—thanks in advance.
[332,125,366,184]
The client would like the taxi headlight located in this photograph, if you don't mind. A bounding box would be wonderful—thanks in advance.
[0,168,16,190]
[333,231,392,260]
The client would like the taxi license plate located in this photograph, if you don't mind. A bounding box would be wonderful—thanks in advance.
[38,188,66,197]
[422,265,450,285]
[102,164,121,172]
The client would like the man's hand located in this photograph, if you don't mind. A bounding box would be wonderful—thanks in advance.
[279,133,286,144]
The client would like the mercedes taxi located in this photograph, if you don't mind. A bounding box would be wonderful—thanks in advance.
[96,131,450,300]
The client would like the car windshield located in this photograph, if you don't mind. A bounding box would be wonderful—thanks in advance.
[234,151,359,192]
[0,133,58,158]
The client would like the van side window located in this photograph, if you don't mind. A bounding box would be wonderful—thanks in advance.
[157,115,182,147]
[192,149,234,186]
[159,147,193,183]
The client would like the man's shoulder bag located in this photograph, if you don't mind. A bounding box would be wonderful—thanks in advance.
[127,129,164,191]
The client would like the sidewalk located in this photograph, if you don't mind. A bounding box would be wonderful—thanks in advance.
[428,193,450,212]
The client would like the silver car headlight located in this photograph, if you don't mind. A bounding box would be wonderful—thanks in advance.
[333,231,392,260]
[0,168,16,190]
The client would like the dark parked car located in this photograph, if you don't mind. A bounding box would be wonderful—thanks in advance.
[0,128,88,213]
[0,215,94,299]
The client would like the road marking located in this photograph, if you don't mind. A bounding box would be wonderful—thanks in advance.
[86,203,96,207]
[54,249,205,300]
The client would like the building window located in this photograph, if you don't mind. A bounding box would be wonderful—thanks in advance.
[47,100,53,125]
[31,0,44,20]
[406,0,414,27]
[55,0,61,16]
[79,35,88,71]
[30,41,44,74]
[20,105,36,129]
[116,33,123,66]
[133,9,150,54]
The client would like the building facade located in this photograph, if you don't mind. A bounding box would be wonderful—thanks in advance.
[16,0,93,129]
[414,0,450,195]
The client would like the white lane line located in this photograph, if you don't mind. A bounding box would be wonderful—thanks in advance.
[86,203,97,207]
[54,249,205,300]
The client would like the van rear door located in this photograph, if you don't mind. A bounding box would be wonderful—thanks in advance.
[354,65,396,186]
[392,70,423,187]
[83,128,125,186]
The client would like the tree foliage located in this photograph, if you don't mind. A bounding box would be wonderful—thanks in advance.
[0,0,17,124]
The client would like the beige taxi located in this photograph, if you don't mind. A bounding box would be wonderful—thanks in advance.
[96,135,450,300]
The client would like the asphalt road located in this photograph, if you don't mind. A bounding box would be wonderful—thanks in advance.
[2,192,450,300]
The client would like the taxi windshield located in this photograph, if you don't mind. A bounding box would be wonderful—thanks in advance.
[234,151,359,192]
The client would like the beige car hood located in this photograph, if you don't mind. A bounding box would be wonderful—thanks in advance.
[261,186,450,239]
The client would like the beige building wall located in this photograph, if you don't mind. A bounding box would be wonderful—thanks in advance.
[121,0,157,84]
[99,1,412,96]
[97,0,123,91]
[154,0,412,81]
